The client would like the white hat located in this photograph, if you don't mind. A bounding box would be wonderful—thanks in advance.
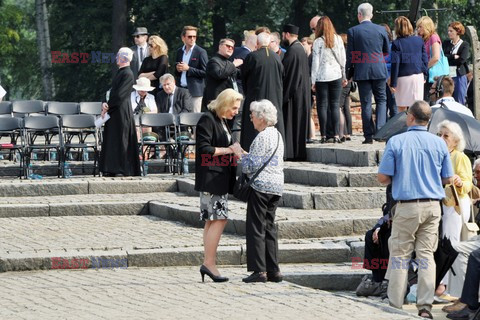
[133,77,155,92]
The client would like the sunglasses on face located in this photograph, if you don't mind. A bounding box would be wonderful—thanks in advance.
[135,35,145,38]
[186,35,197,39]
[224,44,234,49]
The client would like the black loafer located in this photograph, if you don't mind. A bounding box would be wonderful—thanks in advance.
[242,272,267,283]
[267,271,283,283]
[362,139,373,144]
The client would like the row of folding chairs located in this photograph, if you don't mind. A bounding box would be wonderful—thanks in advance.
[0,101,102,118]
[137,112,203,175]
[0,114,100,178]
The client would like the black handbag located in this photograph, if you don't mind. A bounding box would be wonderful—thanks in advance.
[233,133,280,202]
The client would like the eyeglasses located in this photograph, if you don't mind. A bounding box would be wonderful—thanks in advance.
[223,44,234,49]
[186,35,197,39]
[135,35,145,38]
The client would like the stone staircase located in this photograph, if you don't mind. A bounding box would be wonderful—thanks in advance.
[0,136,388,291]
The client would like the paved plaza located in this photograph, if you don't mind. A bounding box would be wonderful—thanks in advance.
[0,266,420,320]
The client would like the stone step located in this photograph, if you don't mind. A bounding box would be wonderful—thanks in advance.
[0,176,177,198]
[149,197,380,239]
[0,192,177,217]
[0,190,379,241]
[281,263,369,291]
[0,215,365,272]
[306,140,385,167]
[0,159,180,177]
[284,162,380,187]
[177,178,386,210]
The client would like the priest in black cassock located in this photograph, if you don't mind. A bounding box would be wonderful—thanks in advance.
[240,32,285,152]
[99,47,141,177]
[282,24,310,161]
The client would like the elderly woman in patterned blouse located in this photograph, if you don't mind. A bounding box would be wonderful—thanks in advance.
[240,99,285,283]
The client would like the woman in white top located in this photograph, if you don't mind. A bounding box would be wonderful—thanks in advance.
[311,16,347,144]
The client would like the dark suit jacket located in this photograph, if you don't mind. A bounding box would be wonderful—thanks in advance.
[194,110,236,195]
[202,53,239,111]
[130,45,149,80]
[346,21,390,81]
[175,45,208,97]
[232,46,251,60]
[155,87,193,114]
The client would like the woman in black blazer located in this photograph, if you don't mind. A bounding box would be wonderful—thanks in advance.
[195,88,243,282]
[443,21,470,105]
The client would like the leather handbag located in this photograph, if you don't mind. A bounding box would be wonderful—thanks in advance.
[233,133,280,202]
[461,190,480,241]
[428,46,449,83]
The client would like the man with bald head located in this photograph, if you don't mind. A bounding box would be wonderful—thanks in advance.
[309,15,320,36]
[378,100,453,318]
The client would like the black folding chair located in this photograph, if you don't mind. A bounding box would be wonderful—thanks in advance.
[23,115,63,178]
[139,113,177,175]
[61,114,99,176]
[0,117,24,177]
[79,102,102,116]
[47,102,79,116]
[0,101,12,118]
[177,112,203,174]
[12,100,45,117]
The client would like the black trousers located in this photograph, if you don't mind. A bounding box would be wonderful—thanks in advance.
[315,79,342,137]
[246,189,281,272]
[461,248,480,309]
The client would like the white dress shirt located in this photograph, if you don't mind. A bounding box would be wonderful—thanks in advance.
[130,91,157,113]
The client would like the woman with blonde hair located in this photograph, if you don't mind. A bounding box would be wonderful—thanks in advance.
[390,16,428,110]
[138,35,169,94]
[416,16,442,99]
[436,120,472,299]
[195,88,243,282]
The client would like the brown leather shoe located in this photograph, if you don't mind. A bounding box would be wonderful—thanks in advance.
[443,301,467,313]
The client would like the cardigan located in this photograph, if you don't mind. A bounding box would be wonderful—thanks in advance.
[443,40,470,76]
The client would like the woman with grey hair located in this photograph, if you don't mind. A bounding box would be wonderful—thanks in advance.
[436,119,473,299]
[240,99,285,283]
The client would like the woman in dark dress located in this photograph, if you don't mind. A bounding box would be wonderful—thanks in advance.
[195,88,243,282]
[99,47,141,177]
[138,35,169,95]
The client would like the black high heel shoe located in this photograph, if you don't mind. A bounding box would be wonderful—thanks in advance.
[200,265,229,283]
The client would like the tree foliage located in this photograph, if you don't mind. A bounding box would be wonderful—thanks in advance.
[0,0,478,101]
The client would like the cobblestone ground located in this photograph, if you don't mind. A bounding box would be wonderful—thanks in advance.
[0,266,418,320]
[0,215,362,254]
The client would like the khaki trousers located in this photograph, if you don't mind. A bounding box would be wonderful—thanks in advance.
[386,201,440,312]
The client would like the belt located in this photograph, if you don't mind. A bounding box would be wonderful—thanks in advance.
[398,198,439,203]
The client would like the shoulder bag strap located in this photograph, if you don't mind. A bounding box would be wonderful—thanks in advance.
[245,132,280,186]
[329,36,345,79]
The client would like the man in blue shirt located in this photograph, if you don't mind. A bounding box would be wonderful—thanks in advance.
[378,100,453,319]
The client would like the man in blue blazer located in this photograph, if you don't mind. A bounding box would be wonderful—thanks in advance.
[175,26,208,113]
[346,3,389,144]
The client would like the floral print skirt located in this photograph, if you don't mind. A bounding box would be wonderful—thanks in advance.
[199,192,228,221]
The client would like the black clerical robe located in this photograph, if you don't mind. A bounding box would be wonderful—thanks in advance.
[282,40,310,161]
[240,46,284,152]
[99,66,141,176]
